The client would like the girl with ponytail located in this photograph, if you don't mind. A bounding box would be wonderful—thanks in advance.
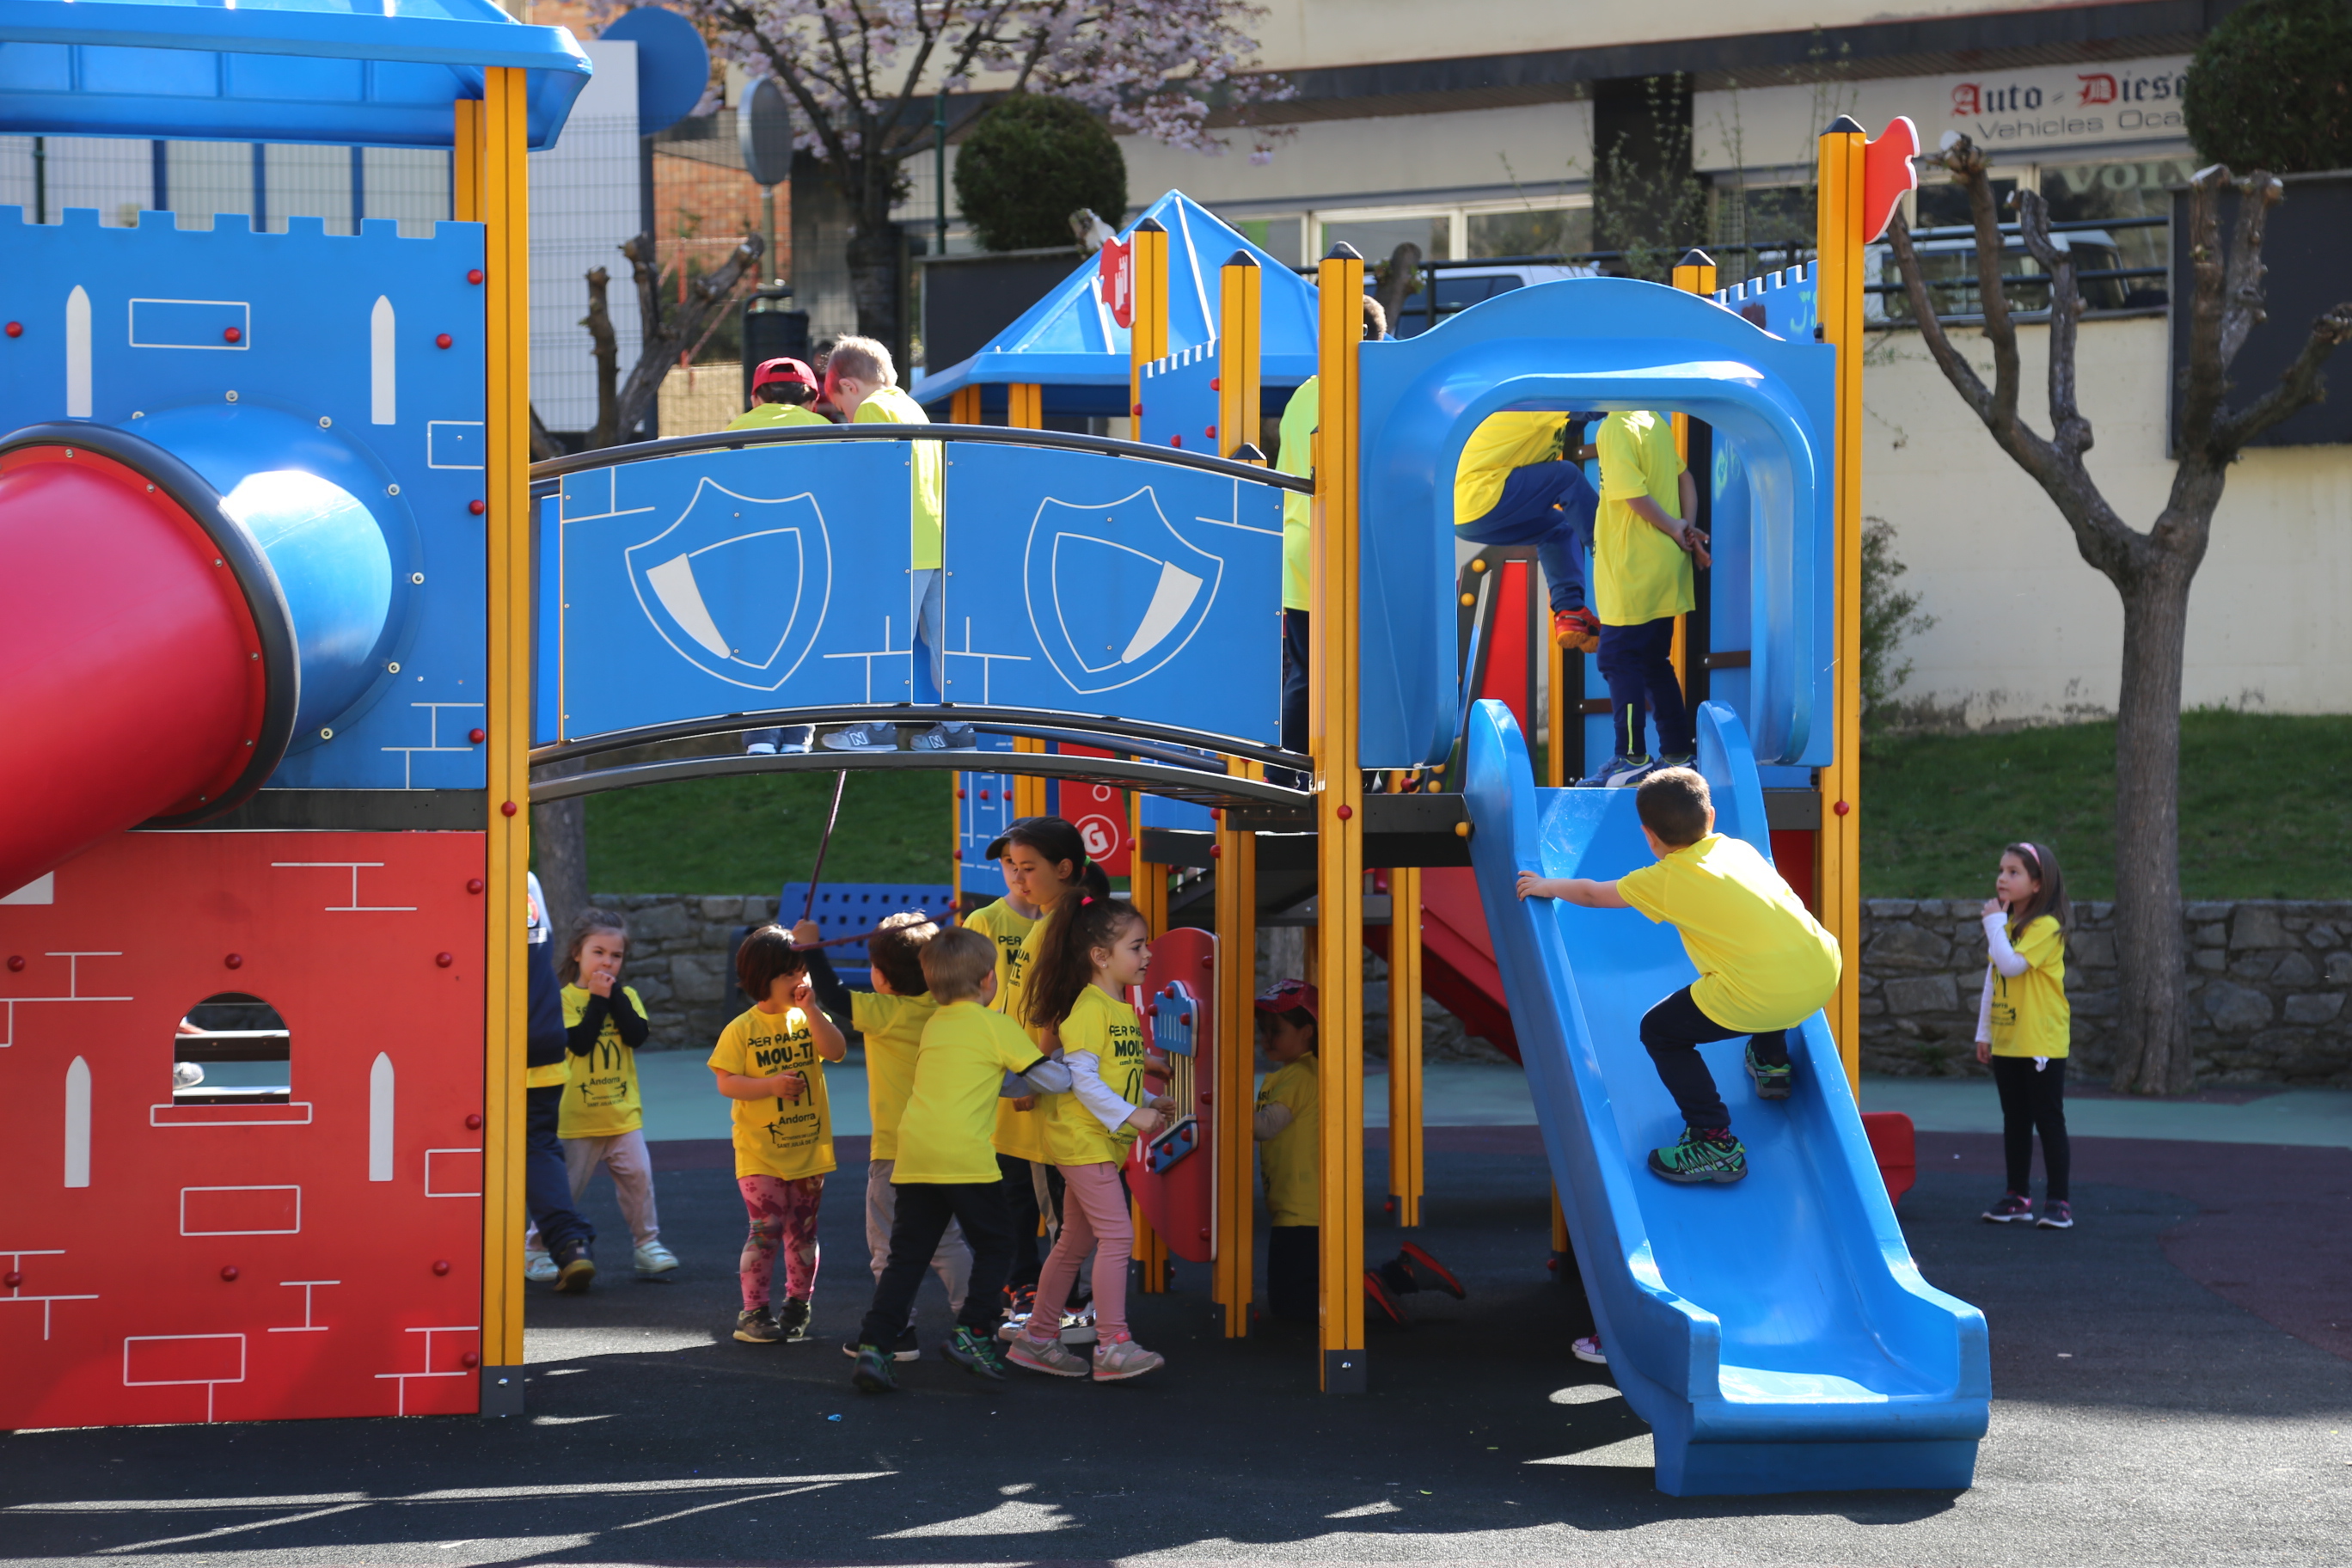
[1004,891,1175,1381]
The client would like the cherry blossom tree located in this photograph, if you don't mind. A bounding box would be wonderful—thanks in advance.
[652,0,1289,355]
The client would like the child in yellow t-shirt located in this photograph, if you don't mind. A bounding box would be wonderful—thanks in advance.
[556,910,677,1278]
[849,928,1071,1393]
[710,925,848,1345]
[815,336,971,752]
[1252,979,1466,1327]
[1453,409,1602,652]
[1518,767,1840,1186]
[1974,842,2075,1230]
[1585,409,1707,787]
[1005,897,1179,1382]
[733,356,834,756]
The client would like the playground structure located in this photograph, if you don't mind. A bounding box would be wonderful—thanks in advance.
[0,0,1984,1492]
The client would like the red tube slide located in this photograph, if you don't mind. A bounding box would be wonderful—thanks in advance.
[0,433,291,896]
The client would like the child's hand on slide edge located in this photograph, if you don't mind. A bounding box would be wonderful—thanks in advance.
[1516,870,1559,901]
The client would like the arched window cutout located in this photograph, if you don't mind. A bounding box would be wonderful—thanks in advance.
[174,993,291,1105]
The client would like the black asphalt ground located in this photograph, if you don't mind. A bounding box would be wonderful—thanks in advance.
[5,1131,2349,1567]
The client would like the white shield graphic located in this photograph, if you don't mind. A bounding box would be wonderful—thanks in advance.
[1022,487,1222,695]
[624,478,832,690]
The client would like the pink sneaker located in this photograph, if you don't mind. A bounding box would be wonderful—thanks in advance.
[1005,1333,1089,1378]
[1090,1333,1165,1381]
[1571,1334,1607,1365]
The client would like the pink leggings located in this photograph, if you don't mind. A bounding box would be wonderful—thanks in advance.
[1026,1161,1131,1343]
[738,1174,824,1312]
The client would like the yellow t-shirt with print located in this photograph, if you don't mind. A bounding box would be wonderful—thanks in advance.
[987,903,1055,1162]
[707,1005,837,1181]
[854,989,940,1161]
[556,983,647,1138]
[1455,412,1571,526]
[1276,377,1319,613]
[1989,915,2070,1059]
[964,897,1037,999]
[1616,833,1841,1034]
[1593,409,1693,626]
[893,1001,1045,1185]
[726,402,830,432]
[1259,1054,1319,1227]
[854,385,943,571]
[1043,983,1148,1167]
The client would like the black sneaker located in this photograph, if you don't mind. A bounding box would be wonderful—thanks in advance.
[553,1240,596,1295]
[2036,1200,2074,1230]
[1981,1191,2033,1223]
[1746,1044,1793,1100]
[1648,1126,1748,1184]
[839,1325,921,1362]
[775,1296,812,1343]
[942,1326,1008,1381]
[733,1308,782,1344]
[850,1344,897,1393]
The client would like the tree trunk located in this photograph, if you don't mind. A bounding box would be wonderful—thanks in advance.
[847,180,903,364]
[583,266,620,451]
[2108,548,2196,1093]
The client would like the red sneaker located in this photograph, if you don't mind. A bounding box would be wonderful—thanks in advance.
[1552,607,1601,652]
[1397,1240,1466,1300]
[1363,1270,1408,1326]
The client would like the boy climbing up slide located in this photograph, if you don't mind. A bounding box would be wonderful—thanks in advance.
[1516,767,1839,1185]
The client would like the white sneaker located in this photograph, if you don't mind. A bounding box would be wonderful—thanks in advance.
[524,1250,559,1283]
[1060,1302,1098,1346]
[1571,1333,1608,1365]
[744,741,777,755]
[634,1241,679,1276]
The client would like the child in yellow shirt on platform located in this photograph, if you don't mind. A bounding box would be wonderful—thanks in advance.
[849,927,1072,1392]
[711,925,848,1345]
[556,909,677,1277]
[1583,408,1706,787]
[1517,767,1840,1185]
[1974,842,2075,1230]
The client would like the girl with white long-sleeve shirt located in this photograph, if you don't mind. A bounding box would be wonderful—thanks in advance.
[1975,842,2074,1229]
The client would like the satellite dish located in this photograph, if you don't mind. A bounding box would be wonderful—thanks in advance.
[597,6,711,138]
[739,77,795,188]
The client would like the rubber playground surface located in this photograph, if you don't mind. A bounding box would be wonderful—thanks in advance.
[3,1073,2348,1568]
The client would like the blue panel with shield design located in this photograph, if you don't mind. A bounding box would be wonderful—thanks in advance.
[940,443,1283,744]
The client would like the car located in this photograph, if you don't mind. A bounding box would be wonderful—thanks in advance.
[1864,224,2151,323]
[1384,262,1602,338]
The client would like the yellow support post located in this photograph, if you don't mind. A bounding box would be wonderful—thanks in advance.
[950,385,981,425]
[1547,634,1568,788]
[1130,787,1170,1294]
[1387,865,1423,1227]
[1008,382,1043,430]
[950,770,963,912]
[1012,738,1047,819]
[1213,770,1259,1336]
[1217,253,1262,459]
[1668,252,1718,705]
[1129,219,1167,430]
[1312,242,1366,1393]
[477,67,531,1415]
[452,98,485,223]
[1815,119,1867,1096]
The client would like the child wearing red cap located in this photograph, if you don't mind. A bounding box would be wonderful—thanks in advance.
[727,358,829,432]
[1253,979,1465,1326]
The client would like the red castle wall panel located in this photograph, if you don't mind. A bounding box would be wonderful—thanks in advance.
[0,829,487,1429]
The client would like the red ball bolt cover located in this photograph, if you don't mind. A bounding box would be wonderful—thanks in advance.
[465,1113,483,1130]
[219,1265,239,1282]
[1210,842,1222,858]
[469,499,487,516]
[467,879,485,894]
[461,1351,481,1368]
[1198,1090,1212,1104]
[469,728,486,744]
[467,269,485,285]
[981,789,992,800]
[3,322,20,338]
[1205,425,1216,441]
[1335,803,1354,820]
[955,788,965,799]
[435,333,454,349]
[1199,954,1212,970]
[1834,799,1852,817]
[223,327,242,344]
[1209,377,1222,391]
[436,952,455,968]
[500,800,518,816]
[224,952,244,970]
[1147,1004,1159,1018]
[3,1271,22,1288]
[1200,1228,1212,1240]
[432,1259,451,1276]
[5,955,21,972]
[1169,433,1183,448]
[1131,402,1143,418]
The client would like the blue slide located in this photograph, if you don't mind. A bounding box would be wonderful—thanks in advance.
[1461,697,1990,1496]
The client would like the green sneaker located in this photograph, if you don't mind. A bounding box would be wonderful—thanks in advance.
[1746,1045,1792,1100]
[850,1343,897,1393]
[1648,1127,1747,1184]
[942,1325,1009,1381]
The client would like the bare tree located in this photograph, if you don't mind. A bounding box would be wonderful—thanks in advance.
[607,230,768,446]
[1885,137,2351,1093]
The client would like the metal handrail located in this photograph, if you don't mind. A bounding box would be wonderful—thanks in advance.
[528,420,1312,493]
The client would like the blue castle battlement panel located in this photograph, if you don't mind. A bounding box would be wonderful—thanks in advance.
[1136,341,1221,453]
[0,206,488,792]
[1715,262,1819,343]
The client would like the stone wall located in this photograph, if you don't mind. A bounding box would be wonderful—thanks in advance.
[1861,899,2352,1086]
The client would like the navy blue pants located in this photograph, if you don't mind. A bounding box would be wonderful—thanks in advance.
[1597,616,1692,760]
[1455,462,1597,613]
[526,1084,595,1258]
[1640,986,1790,1132]
[1280,609,1312,756]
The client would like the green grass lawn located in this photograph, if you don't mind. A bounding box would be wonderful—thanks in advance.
[582,769,953,896]
[1862,710,2352,901]
[566,714,2352,900]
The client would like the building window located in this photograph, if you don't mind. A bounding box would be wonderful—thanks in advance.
[2041,157,2196,308]
[1316,208,1455,264]
[1465,205,1591,260]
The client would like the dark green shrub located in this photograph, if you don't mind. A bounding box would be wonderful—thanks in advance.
[952,95,1127,253]
[2184,0,2352,174]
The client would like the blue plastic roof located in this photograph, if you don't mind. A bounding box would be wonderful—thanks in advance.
[915,189,1320,416]
[0,0,591,150]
